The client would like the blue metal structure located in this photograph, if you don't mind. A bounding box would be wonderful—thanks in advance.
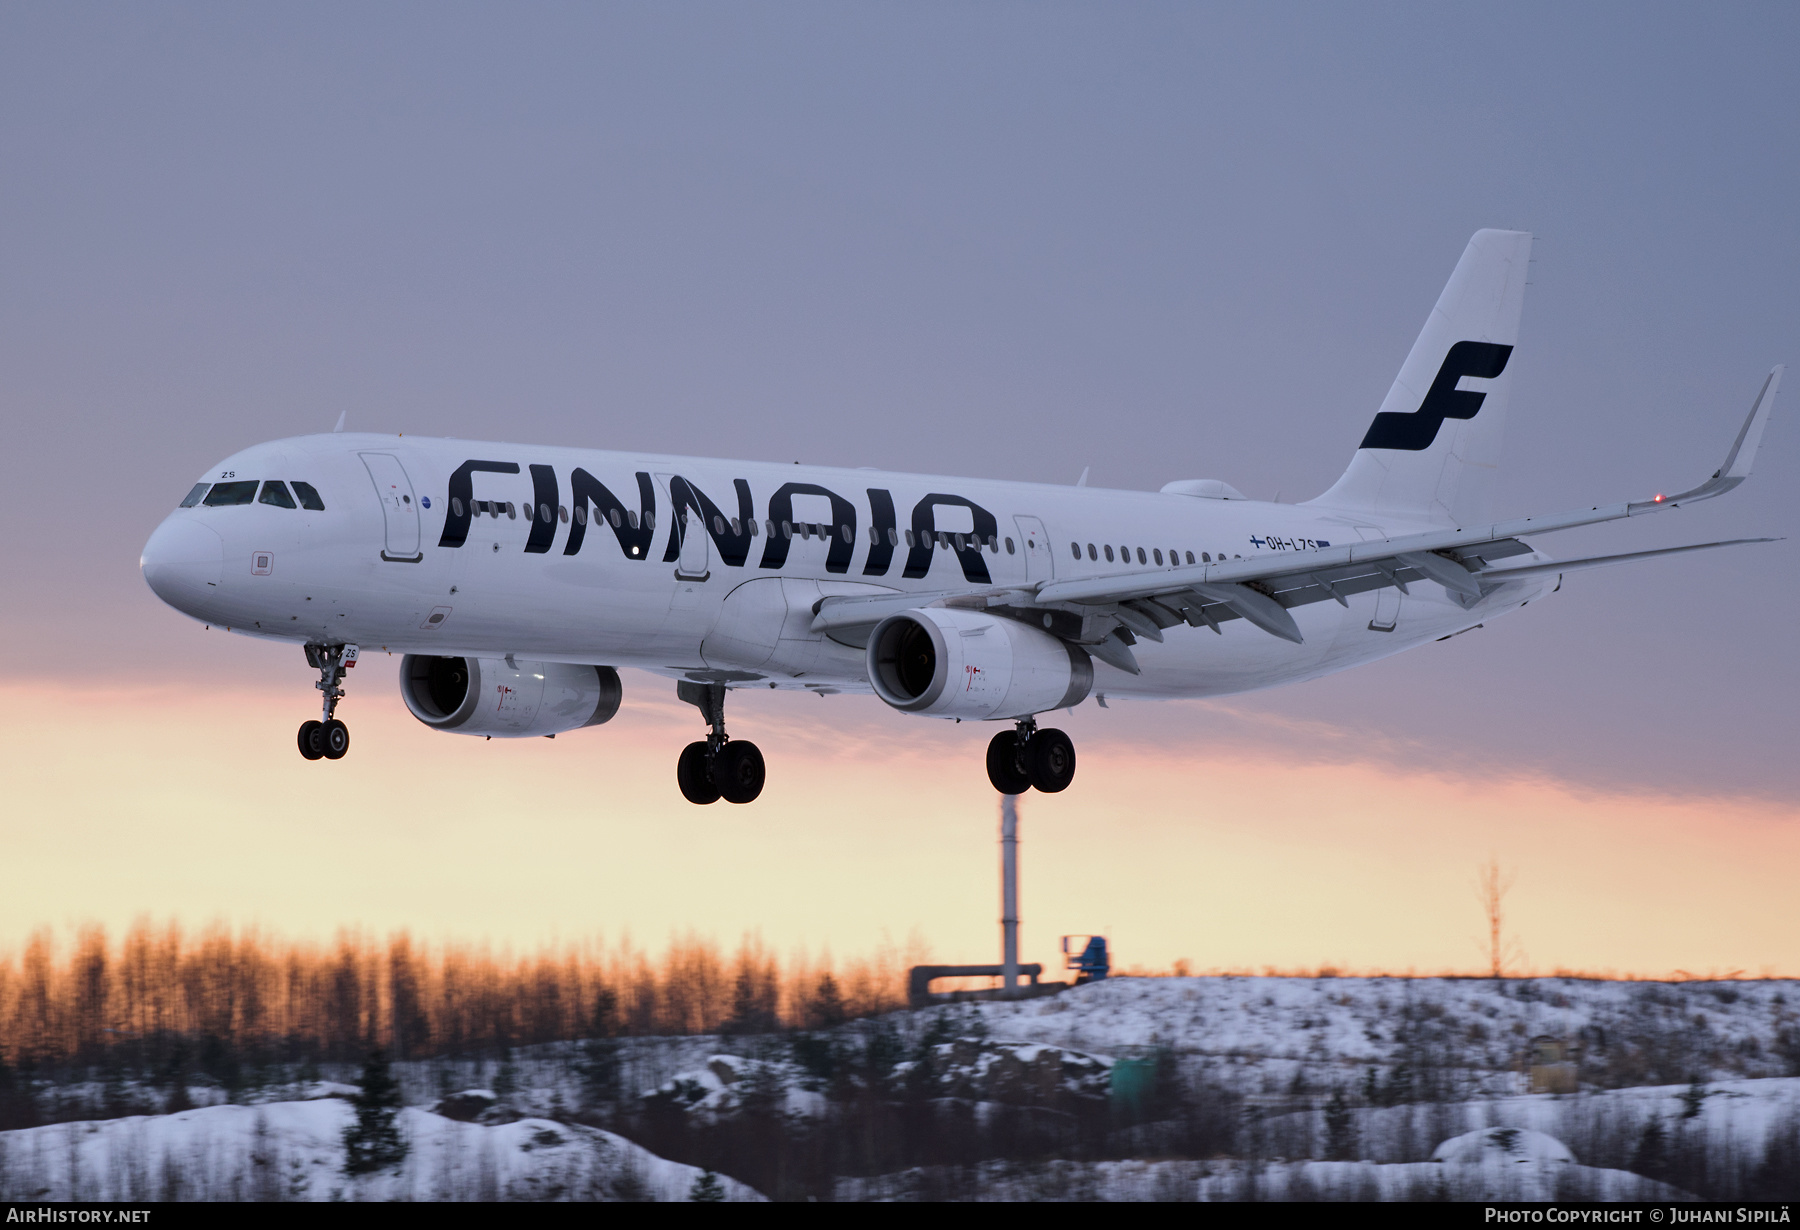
[1061,935,1110,983]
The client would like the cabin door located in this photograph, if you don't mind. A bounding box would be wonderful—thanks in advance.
[1013,515,1055,583]
[360,453,422,561]
[655,474,710,580]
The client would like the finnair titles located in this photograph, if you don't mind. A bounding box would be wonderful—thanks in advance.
[141,231,1782,804]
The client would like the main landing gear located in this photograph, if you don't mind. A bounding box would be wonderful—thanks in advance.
[675,681,766,805]
[297,643,357,762]
[986,718,1076,796]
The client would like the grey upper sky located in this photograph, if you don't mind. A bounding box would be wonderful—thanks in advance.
[3,2,1796,798]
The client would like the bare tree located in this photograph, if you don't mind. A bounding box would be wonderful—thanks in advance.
[1474,855,1524,978]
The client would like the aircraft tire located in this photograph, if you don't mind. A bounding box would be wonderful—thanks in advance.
[677,741,722,805]
[1026,728,1076,793]
[297,720,326,761]
[985,730,1032,795]
[322,719,350,760]
[715,740,766,805]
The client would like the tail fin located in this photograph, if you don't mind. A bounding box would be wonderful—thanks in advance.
[1307,229,1532,527]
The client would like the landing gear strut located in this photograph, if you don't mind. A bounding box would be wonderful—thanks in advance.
[675,681,765,805]
[986,718,1076,795]
[297,644,357,761]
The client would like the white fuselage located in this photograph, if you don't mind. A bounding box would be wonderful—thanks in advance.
[140,432,1553,705]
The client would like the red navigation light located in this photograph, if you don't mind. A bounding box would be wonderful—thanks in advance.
[1653,494,1665,503]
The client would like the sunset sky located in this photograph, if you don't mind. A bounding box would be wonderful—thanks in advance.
[2,3,1796,978]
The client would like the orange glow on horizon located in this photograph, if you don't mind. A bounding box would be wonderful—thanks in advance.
[3,675,1796,980]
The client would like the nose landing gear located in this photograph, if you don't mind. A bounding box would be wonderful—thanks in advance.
[986,718,1076,795]
[297,644,357,761]
[675,681,765,805]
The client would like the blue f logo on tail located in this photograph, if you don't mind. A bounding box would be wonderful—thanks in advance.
[1360,341,1513,451]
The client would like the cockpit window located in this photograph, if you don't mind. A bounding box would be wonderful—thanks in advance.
[291,481,325,511]
[258,481,297,509]
[203,480,259,506]
[179,483,210,508]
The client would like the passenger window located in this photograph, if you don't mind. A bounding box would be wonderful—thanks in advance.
[1070,542,1080,559]
[903,529,915,547]
[1103,545,1114,562]
[291,482,325,511]
[1186,551,1195,565]
[1202,552,1211,562]
[1136,547,1147,564]
[506,502,517,520]
[259,481,297,509]
[1153,548,1163,565]
[1088,543,1097,560]
[179,483,210,508]
[559,505,569,524]
[203,480,258,506]
[574,505,587,525]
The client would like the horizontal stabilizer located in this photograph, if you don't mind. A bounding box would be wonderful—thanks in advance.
[1479,538,1780,584]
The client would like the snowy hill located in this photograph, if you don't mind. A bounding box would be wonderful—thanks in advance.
[962,975,1800,1092]
[0,1100,762,1201]
[4,974,1796,1201]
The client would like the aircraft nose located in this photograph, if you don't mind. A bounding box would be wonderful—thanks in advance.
[141,516,224,612]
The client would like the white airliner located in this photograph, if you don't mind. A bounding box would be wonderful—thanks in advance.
[140,230,1781,804]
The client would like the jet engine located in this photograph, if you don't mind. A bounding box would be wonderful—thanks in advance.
[399,655,622,738]
[867,607,1093,720]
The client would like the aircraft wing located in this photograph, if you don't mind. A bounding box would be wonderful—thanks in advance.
[813,367,1782,671]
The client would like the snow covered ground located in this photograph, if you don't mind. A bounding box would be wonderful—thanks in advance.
[0,1098,762,1201]
[6,975,1796,1200]
[963,975,1800,1092]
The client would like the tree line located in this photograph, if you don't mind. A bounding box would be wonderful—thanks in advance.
[0,921,919,1070]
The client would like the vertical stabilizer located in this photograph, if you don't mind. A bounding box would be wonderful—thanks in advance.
[1306,229,1532,527]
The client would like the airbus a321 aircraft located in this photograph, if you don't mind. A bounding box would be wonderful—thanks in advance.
[140,230,1781,804]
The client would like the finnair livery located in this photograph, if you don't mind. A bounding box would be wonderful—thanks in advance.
[141,231,1781,804]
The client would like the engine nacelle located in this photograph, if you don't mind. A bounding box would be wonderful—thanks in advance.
[400,655,622,738]
[867,607,1093,720]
